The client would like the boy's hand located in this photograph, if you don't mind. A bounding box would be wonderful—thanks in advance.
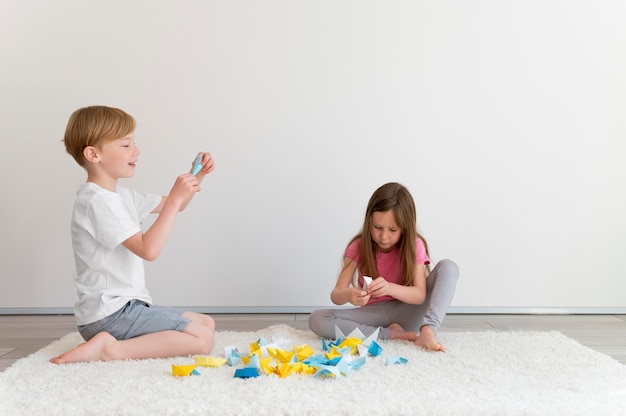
[191,152,215,176]
[168,173,200,208]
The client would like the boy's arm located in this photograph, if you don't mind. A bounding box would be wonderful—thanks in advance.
[192,152,215,184]
[152,152,215,214]
[123,173,198,261]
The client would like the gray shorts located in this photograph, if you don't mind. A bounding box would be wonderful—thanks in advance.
[78,299,191,341]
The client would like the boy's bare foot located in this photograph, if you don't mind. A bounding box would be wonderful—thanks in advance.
[388,323,418,342]
[50,332,117,364]
[414,325,445,352]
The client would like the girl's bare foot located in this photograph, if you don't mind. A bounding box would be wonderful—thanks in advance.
[388,323,418,342]
[50,332,117,364]
[414,325,445,352]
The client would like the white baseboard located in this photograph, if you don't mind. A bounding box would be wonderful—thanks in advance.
[447,307,626,314]
[1,306,625,315]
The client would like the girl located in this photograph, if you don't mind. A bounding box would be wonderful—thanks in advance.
[308,182,459,351]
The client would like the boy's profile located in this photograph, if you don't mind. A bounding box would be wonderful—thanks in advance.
[51,105,215,364]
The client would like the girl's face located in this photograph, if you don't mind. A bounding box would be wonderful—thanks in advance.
[370,210,401,252]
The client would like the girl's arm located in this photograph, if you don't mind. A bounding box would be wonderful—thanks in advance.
[123,173,199,261]
[330,257,371,306]
[367,264,427,305]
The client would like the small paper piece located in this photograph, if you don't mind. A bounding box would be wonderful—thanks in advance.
[357,344,369,357]
[260,337,292,357]
[234,368,260,378]
[245,354,261,369]
[314,364,343,379]
[368,340,383,357]
[322,338,331,352]
[338,337,362,355]
[171,364,199,377]
[277,362,295,378]
[334,325,380,347]
[291,362,316,375]
[362,276,372,290]
[294,344,314,361]
[225,347,241,366]
[349,356,366,370]
[267,348,294,363]
[386,356,408,365]
[192,154,203,175]
[325,347,342,360]
[335,356,353,376]
[303,355,330,366]
[252,337,291,358]
[259,357,275,375]
[224,345,239,356]
[362,327,380,346]
[335,326,362,341]
[194,356,227,367]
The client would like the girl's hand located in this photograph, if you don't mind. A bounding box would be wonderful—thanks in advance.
[349,288,370,306]
[367,277,392,298]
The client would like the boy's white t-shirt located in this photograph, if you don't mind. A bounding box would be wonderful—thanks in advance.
[71,182,161,326]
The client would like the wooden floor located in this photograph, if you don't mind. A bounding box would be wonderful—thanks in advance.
[1,314,625,371]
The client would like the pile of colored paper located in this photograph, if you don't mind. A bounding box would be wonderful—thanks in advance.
[172,326,407,379]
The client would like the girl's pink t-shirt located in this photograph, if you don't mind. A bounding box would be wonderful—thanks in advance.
[344,237,430,304]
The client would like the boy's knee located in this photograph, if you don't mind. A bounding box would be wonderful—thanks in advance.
[184,311,215,331]
[197,325,215,355]
[202,314,215,331]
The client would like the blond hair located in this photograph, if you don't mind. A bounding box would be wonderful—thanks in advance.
[63,106,136,166]
[348,182,430,286]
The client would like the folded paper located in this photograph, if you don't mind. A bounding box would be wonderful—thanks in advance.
[294,344,314,361]
[368,340,383,357]
[234,368,260,378]
[194,356,227,367]
[362,275,372,290]
[334,326,380,346]
[225,348,241,366]
[172,329,405,380]
[171,364,199,377]
[192,154,203,175]
[386,356,408,365]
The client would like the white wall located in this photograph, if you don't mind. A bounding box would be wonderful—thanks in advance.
[1,0,625,313]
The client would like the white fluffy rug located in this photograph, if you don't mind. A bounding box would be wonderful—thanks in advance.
[1,324,626,416]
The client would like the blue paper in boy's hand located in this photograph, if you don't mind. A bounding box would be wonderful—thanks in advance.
[192,154,203,175]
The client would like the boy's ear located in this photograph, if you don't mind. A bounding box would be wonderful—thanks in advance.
[83,146,99,163]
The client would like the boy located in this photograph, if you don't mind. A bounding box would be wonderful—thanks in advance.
[51,105,215,364]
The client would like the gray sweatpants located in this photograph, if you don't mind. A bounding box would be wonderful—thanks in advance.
[308,259,459,340]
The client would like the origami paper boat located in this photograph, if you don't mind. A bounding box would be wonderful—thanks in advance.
[234,367,260,378]
[194,356,227,367]
[171,364,200,376]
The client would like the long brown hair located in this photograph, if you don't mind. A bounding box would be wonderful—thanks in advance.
[348,182,430,286]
